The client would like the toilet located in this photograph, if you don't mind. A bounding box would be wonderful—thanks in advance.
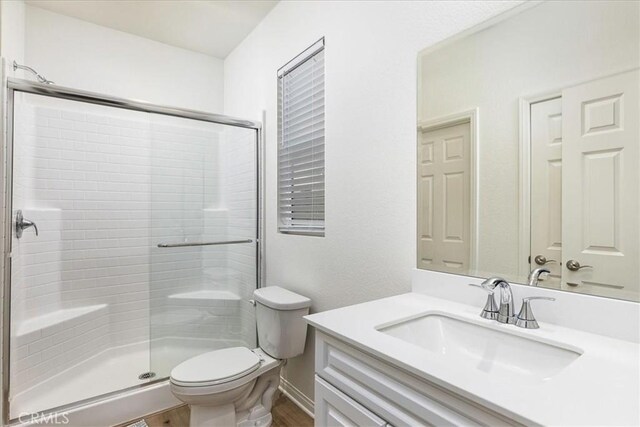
[170,286,311,427]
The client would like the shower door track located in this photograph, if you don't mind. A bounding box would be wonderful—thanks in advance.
[6,78,262,129]
[2,78,265,425]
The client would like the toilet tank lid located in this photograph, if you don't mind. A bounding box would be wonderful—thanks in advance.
[253,286,311,310]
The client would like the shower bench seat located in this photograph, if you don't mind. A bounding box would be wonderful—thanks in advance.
[15,303,108,346]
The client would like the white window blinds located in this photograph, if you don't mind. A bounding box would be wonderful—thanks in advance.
[278,39,325,235]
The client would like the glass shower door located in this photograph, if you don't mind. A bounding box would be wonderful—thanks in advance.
[8,92,156,419]
[148,114,259,379]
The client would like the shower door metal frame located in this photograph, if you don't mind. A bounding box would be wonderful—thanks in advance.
[1,78,265,424]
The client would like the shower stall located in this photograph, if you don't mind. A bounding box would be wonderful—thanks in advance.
[2,78,263,423]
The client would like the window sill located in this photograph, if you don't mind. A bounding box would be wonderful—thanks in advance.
[279,229,325,237]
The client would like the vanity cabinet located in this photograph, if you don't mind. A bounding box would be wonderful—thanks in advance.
[314,332,520,427]
[315,377,388,427]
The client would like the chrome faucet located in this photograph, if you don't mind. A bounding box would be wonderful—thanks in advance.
[470,277,516,324]
[468,281,498,320]
[515,296,555,329]
[528,267,550,287]
[16,210,38,238]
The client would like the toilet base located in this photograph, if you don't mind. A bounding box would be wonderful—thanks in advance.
[237,410,273,427]
[191,403,236,426]
[190,403,274,427]
[185,366,281,427]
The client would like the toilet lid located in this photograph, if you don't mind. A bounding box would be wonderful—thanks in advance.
[170,347,261,385]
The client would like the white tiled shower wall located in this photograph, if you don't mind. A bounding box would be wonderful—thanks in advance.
[10,95,257,396]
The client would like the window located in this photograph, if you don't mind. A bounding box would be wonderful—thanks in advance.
[278,38,325,236]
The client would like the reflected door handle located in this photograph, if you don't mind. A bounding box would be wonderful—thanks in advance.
[534,255,556,265]
[16,210,38,238]
[566,260,592,271]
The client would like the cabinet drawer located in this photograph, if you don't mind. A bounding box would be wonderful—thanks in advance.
[316,375,388,427]
[315,332,519,427]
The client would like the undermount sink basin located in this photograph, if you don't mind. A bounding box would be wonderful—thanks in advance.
[378,313,582,381]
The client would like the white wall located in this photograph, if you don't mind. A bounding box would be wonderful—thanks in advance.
[22,5,224,113]
[223,0,519,404]
[420,0,640,281]
[0,0,26,67]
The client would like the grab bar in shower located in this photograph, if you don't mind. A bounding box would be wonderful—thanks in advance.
[157,239,253,248]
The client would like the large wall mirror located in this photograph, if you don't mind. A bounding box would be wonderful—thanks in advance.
[417,1,639,302]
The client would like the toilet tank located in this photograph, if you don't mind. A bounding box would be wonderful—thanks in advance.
[253,286,311,359]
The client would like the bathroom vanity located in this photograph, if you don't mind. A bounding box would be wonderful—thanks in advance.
[361,2,640,423]
[306,3,640,423]
[312,332,518,426]
[305,270,640,426]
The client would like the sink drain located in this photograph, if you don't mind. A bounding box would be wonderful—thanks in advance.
[138,372,156,380]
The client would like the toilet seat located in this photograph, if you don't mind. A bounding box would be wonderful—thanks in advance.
[171,347,261,387]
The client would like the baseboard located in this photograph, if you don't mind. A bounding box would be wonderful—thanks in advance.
[278,377,314,419]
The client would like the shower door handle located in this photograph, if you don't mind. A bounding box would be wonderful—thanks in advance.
[157,239,253,248]
[16,210,38,238]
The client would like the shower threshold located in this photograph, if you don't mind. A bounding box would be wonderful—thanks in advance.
[11,341,150,419]
[11,338,244,421]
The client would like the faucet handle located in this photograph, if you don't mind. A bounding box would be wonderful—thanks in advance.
[468,284,498,320]
[523,296,555,302]
[16,210,39,238]
[516,296,555,329]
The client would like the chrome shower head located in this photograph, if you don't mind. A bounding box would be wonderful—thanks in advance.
[13,61,54,85]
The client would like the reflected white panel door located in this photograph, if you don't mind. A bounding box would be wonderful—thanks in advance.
[562,69,640,300]
[530,98,563,288]
[418,122,470,273]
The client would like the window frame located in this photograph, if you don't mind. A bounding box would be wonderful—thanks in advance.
[277,38,325,236]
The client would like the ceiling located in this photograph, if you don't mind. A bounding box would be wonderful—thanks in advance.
[25,0,278,59]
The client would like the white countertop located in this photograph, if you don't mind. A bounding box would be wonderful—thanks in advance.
[305,292,640,426]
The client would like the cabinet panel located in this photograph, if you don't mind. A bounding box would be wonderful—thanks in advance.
[315,332,520,427]
[315,376,387,427]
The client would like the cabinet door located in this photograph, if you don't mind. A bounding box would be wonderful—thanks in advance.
[315,376,387,427]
